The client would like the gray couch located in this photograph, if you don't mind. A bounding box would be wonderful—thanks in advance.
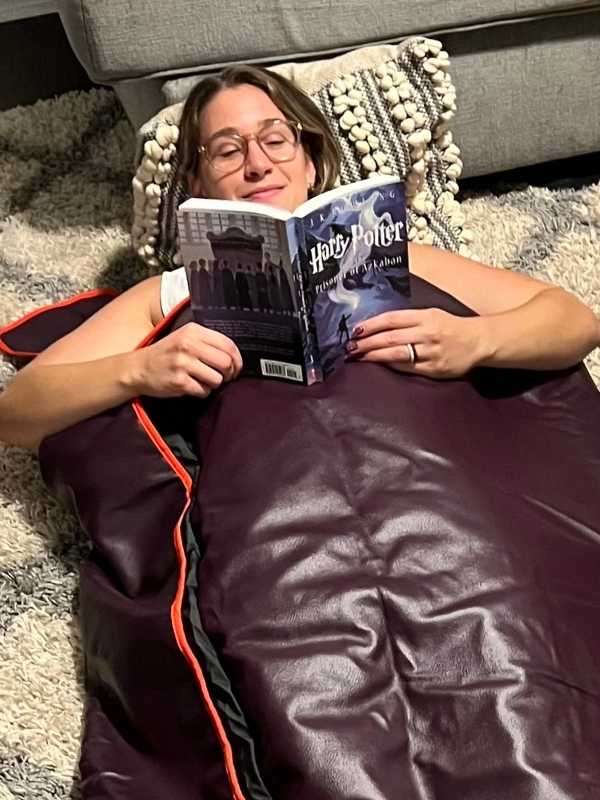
[58,0,600,178]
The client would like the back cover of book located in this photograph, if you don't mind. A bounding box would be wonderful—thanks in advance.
[178,206,309,383]
[299,181,410,377]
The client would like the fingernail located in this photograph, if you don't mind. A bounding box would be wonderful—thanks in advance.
[352,325,364,338]
[345,341,358,353]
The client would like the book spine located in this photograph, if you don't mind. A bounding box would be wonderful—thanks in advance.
[287,218,323,384]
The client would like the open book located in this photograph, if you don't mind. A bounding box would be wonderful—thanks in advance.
[177,175,410,384]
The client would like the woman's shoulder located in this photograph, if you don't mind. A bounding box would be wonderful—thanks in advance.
[160,266,189,318]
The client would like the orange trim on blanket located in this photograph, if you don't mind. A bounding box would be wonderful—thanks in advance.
[131,400,192,490]
[0,288,119,358]
[132,399,248,800]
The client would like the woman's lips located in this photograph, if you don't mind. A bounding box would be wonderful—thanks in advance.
[244,187,284,202]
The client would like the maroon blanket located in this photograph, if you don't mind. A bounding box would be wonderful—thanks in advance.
[2,279,599,799]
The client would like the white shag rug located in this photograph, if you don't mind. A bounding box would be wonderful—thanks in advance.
[0,88,598,799]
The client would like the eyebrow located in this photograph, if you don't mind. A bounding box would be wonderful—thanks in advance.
[206,118,280,140]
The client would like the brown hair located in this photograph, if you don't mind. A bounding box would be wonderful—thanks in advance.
[176,65,340,196]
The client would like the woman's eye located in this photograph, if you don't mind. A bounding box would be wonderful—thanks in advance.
[214,143,242,159]
[263,137,286,147]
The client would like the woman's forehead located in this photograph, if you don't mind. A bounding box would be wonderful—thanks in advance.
[200,84,284,137]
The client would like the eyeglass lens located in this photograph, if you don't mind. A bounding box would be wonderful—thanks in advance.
[206,121,299,171]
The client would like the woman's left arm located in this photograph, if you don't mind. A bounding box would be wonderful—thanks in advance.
[348,243,600,377]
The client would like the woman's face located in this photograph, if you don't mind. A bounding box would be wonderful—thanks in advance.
[190,84,316,213]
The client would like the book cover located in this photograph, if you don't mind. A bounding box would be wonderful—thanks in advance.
[178,205,311,383]
[299,180,410,376]
[177,177,410,384]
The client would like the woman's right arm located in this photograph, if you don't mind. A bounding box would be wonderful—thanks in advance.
[0,276,242,451]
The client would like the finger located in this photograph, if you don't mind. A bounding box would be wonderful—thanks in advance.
[195,324,243,363]
[185,356,227,390]
[163,367,216,399]
[351,343,433,369]
[180,323,243,376]
[188,342,238,382]
[346,328,422,356]
[177,375,213,399]
[195,328,243,377]
[176,334,239,381]
[352,309,429,338]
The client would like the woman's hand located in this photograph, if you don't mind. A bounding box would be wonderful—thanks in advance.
[132,322,243,398]
[345,308,485,379]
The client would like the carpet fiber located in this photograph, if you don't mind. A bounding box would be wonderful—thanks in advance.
[0,88,598,799]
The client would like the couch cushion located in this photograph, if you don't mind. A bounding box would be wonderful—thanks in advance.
[131,38,474,270]
[59,0,598,83]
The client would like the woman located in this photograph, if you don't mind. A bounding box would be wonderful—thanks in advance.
[0,65,597,450]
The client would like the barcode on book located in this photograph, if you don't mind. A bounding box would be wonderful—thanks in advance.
[260,359,304,382]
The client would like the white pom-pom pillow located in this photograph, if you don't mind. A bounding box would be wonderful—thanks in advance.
[132,37,474,269]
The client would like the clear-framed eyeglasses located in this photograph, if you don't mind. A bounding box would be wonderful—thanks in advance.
[198,118,303,174]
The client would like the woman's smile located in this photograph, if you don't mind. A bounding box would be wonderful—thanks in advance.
[242,185,285,203]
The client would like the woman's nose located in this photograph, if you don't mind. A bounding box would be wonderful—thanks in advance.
[244,138,272,176]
